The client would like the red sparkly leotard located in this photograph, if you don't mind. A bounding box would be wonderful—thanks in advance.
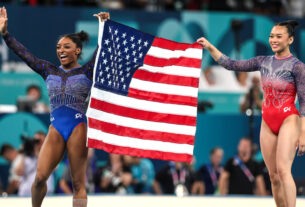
[218,54,305,134]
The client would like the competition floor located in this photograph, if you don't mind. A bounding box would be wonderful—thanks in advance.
[1,195,305,207]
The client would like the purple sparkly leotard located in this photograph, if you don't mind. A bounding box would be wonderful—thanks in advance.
[3,33,97,141]
[218,54,305,134]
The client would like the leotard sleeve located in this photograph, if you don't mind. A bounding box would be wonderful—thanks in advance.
[293,61,305,117]
[2,33,55,79]
[217,54,264,72]
[82,46,98,80]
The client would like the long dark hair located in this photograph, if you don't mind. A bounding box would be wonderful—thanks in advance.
[59,30,89,59]
[274,20,299,38]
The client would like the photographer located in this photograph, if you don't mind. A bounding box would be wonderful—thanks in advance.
[240,76,262,114]
[16,131,54,196]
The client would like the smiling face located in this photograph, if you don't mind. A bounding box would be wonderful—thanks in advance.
[56,37,81,69]
[269,26,293,56]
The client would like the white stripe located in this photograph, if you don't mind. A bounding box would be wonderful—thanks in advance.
[88,128,194,154]
[148,46,202,59]
[140,64,200,78]
[130,78,198,97]
[86,108,196,135]
[90,87,197,116]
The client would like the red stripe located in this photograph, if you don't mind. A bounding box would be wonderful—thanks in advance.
[144,55,201,68]
[133,69,199,88]
[90,98,196,126]
[87,138,193,163]
[88,118,195,145]
[153,37,202,50]
[128,88,198,107]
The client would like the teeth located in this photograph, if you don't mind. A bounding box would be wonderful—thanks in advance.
[60,55,67,58]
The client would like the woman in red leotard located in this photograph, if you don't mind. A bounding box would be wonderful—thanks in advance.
[197,20,305,207]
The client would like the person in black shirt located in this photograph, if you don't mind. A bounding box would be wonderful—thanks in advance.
[153,162,196,195]
[219,138,266,195]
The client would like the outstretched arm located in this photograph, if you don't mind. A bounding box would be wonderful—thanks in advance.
[197,37,262,72]
[0,7,54,79]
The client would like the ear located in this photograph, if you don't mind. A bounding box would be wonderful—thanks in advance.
[76,48,81,55]
[289,36,294,45]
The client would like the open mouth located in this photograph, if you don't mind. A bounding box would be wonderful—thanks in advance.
[59,54,68,61]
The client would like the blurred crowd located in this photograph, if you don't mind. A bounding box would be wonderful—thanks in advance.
[0,135,275,196]
[1,0,305,17]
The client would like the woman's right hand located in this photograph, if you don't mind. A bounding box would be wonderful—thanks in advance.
[93,12,110,22]
[0,7,8,35]
[196,37,211,49]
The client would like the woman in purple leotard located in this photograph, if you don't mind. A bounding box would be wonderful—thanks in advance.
[0,7,109,207]
[197,20,305,207]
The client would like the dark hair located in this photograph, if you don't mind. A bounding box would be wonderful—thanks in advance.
[0,144,14,156]
[60,30,89,59]
[26,84,41,100]
[274,20,299,37]
[210,147,223,156]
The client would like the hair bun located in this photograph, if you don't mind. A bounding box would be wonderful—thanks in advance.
[286,20,299,28]
[77,30,89,43]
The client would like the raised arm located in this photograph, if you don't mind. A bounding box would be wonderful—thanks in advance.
[197,37,262,72]
[293,61,305,156]
[83,12,110,79]
[0,7,53,79]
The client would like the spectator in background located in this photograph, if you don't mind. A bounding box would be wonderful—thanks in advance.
[0,143,22,194]
[218,137,266,195]
[123,156,155,194]
[236,72,249,90]
[17,84,49,113]
[59,148,96,194]
[240,76,263,114]
[95,154,133,194]
[194,147,224,194]
[16,131,54,196]
[26,84,49,113]
[153,161,199,196]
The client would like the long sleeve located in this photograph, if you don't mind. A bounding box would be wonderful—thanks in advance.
[293,61,305,117]
[83,46,99,80]
[3,33,55,79]
[217,54,264,72]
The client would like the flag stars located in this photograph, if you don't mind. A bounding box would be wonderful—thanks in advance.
[130,36,135,42]
[101,78,104,84]
[115,37,120,42]
[124,47,129,53]
[103,59,108,65]
[138,39,142,44]
[123,40,127,46]
[131,43,136,49]
[101,51,105,57]
[104,39,110,45]
[107,47,112,53]
[122,33,127,38]
[107,74,111,79]
[121,77,124,82]
[132,51,137,56]
[139,53,143,58]
[114,29,118,35]
[105,66,110,72]
[108,80,112,86]
[144,41,149,47]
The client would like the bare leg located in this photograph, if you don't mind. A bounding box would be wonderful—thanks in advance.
[32,125,66,207]
[67,123,88,207]
[260,120,286,207]
[277,115,300,207]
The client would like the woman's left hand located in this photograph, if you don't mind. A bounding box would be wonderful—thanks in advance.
[93,12,110,22]
[297,134,305,156]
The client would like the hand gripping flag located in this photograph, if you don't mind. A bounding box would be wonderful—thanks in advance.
[86,20,202,163]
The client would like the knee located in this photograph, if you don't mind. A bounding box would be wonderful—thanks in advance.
[276,166,290,181]
[269,171,281,186]
[32,174,48,189]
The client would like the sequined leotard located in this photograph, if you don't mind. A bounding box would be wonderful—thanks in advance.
[218,54,305,134]
[3,33,97,141]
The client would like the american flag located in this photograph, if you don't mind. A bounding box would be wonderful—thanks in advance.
[86,20,202,163]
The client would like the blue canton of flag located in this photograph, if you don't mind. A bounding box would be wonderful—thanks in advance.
[94,20,154,96]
